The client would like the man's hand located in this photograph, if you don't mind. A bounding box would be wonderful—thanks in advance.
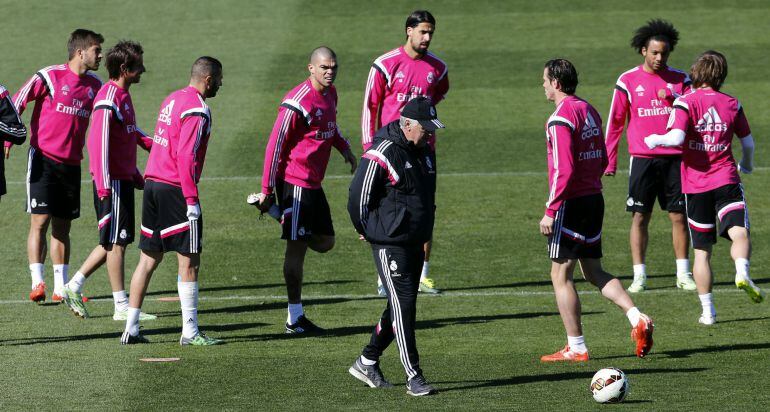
[539,214,554,236]
[644,134,660,150]
[738,161,753,174]
[247,192,273,213]
[342,148,357,173]
[186,203,201,221]
[604,171,616,177]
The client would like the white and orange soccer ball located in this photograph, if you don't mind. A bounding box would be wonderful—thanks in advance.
[590,367,629,403]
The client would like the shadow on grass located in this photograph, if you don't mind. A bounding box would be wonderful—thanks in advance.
[0,322,268,346]
[436,367,708,393]
[197,295,382,315]
[224,311,602,342]
[594,342,770,360]
[443,274,683,292]
[86,279,358,300]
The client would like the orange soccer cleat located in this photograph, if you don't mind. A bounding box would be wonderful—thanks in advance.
[632,314,654,358]
[29,282,46,303]
[540,345,590,362]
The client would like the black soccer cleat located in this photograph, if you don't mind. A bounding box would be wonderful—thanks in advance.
[120,331,150,345]
[285,315,325,335]
[348,358,394,388]
[406,374,438,396]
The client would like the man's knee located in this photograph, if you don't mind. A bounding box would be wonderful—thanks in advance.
[30,214,51,231]
[632,212,652,227]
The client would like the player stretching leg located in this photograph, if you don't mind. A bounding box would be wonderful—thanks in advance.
[362,10,449,296]
[6,29,103,303]
[540,60,654,361]
[120,57,223,345]
[604,19,695,292]
[61,41,155,321]
[645,51,764,325]
[253,47,356,334]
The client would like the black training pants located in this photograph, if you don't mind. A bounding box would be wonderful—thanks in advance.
[362,244,425,379]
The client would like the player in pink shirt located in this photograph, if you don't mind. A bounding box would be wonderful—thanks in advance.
[6,29,104,303]
[0,83,27,201]
[605,20,695,293]
[644,51,764,324]
[252,47,356,334]
[362,10,449,296]
[59,41,155,322]
[539,59,653,362]
[120,57,224,345]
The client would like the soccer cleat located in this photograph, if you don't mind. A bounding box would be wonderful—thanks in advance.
[348,358,394,388]
[698,314,716,325]
[631,313,654,358]
[120,331,149,345]
[377,284,387,297]
[627,277,647,293]
[180,332,223,346]
[285,315,325,335]
[406,374,438,396]
[418,277,441,294]
[676,273,697,290]
[62,287,89,318]
[735,274,765,303]
[540,345,590,362]
[113,309,158,321]
[29,282,46,303]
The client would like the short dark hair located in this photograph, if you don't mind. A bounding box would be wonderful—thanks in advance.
[691,50,728,91]
[105,40,143,79]
[67,29,104,59]
[631,19,679,53]
[191,56,222,80]
[405,10,435,33]
[544,59,578,95]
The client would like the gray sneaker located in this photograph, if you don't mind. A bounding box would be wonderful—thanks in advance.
[406,374,438,396]
[348,358,394,388]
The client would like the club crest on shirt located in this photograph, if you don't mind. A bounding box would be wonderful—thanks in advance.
[427,72,434,84]
[87,88,95,99]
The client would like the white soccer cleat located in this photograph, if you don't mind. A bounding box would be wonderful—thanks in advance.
[627,277,647,293]
[698,315,716,325]
[676,273,697,290]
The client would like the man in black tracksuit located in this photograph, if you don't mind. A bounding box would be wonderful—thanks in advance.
[0,83,27,201]
[347,96,444,397]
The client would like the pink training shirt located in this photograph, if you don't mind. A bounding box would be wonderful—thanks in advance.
[261,79,350,195]
[8,64,102,165]
[144,86,212,205]
[361,46,449,151]
[87,81,152,197]
[605,65,690,173]
[668,88,751,194]
[545,95,607,218]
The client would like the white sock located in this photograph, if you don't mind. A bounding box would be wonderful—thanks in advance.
[67,272,87,294]
[113,290,129,312]
[632,264,646,280]
[30,263,44,287]
[567,335,587,353]
[178,281,199,339]
[287,303,303,325]
[124,307,141,335]
[735,258,750,279]
[676,259,690,277]
[360,356,377,366]
[420,261,430,280]
[626,307,642,326]
[53,264,69,292]
[698,293,716,318]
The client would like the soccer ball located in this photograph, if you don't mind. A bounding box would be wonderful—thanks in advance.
[590,367,629,403]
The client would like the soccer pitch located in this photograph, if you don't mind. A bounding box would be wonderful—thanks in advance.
[1,0,769,409]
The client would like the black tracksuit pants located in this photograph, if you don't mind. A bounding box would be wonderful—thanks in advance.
[362,244,425,379]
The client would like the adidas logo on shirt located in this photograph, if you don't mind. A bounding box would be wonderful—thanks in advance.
[635,85,645,96]
[695,106,728,133]
[581,112,600,139]
[405,161,412,169]
[158,100,175,125]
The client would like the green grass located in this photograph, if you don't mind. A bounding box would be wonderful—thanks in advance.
[1,0,769,410]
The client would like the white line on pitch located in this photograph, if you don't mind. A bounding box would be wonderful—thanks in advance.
[0,286,751,305]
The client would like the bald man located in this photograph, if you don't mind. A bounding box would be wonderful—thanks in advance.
[120,56,224,345]
[253,46,356,334]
